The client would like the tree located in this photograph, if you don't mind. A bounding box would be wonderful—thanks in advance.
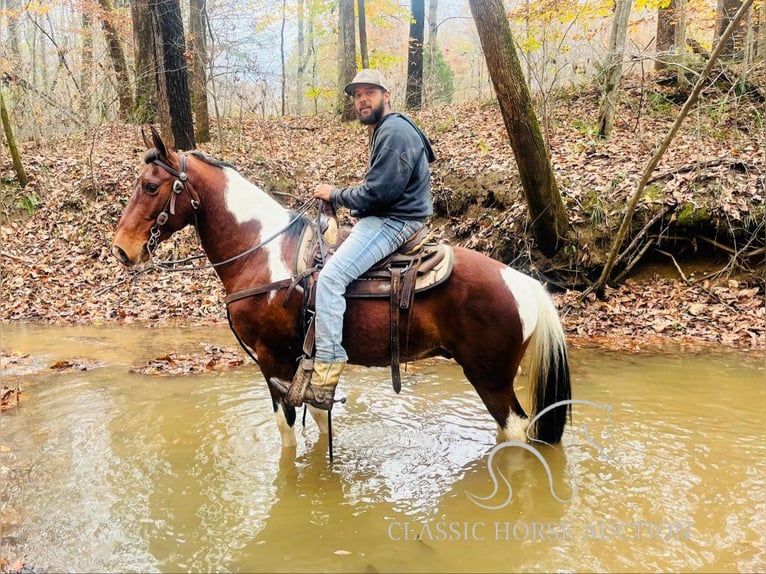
[655,0,677,71]
[338,0,356,120]
[189,0,210,142]
[131,0,157,122]
[467,0,568,257]
[358,0,369,69]
[0,90,28,187]
[149,0,195,150]
[98,0,134,121]
[597,0,633,138]
[714,0,748,60]
[406,0,425,110]
[295,0,314,115]
[80,11,93,115]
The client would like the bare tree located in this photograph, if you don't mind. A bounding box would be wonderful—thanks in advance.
[149,0,195,150]
[597,0,633,138]
[468,0,568,257]
[714,0,748,60]
[406,0,425,110]
[131,0,157,122]
[98,0,134,120]
[0,90,28,187]
[358,0,369,69]
[190,0,210,142]
[338,0,356,120]
[80,11,93,115]
[655,0,677,70]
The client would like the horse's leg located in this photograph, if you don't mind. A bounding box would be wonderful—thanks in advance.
[258,349,299,448]
[273,398,297,448]
[307,405,329,434]
[461,358,530,443]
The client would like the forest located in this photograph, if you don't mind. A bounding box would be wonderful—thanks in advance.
[0,0,764,350]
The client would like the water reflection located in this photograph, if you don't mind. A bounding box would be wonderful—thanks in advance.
[0,325,764,572]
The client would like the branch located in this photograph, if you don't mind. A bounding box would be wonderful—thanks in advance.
[590,0,758,299]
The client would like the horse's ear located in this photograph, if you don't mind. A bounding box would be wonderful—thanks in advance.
[141,126,152,149]
[149,125,168,159]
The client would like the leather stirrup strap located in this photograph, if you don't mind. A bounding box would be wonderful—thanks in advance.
[390,267,402,394]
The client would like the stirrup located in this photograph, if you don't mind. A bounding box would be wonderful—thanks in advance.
[267,378,346,410]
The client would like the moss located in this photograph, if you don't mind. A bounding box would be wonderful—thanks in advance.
[676,203,712,227]
[643,183,663,202]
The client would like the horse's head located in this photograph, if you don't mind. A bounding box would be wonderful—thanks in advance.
[112,127,199,266]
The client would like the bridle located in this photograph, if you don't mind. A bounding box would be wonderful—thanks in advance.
[144,152,316,273]
[146,153,201,254]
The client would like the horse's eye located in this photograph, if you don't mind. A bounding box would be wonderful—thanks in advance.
[144,182,159,195]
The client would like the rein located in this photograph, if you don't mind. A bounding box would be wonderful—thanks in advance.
[146,153,316,273]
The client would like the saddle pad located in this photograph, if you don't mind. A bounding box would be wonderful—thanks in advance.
[345,242,453,298]
[293,223,454,299]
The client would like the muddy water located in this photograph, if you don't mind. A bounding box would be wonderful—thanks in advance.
[0,325,764,573]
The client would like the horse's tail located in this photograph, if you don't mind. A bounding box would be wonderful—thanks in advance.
[525,279,571,444]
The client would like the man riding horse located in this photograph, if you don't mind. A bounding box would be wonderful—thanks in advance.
[273,69,436,410]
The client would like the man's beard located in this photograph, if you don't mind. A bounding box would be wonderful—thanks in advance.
[358,101,385,125]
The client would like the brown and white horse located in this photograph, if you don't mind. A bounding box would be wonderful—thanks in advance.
[111,129,571,451]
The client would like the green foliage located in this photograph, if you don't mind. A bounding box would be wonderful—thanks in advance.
[571,118,598,137]
[424,45,455,105]
[647,92,674,115]
[16,193,38,215]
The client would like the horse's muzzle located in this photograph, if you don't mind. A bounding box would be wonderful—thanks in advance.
[111,244,148,266]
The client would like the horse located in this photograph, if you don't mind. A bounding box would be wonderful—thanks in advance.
[111,128,572,454]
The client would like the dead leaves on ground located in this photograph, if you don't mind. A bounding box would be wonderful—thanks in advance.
[129,343,244,376]
[558,277,765,351]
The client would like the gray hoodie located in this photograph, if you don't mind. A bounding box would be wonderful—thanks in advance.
[330,113,435,221]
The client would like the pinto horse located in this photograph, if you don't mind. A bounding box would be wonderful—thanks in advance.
[111,129,571,452]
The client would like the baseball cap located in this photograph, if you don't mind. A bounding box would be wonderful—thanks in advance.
[344,69,389,95]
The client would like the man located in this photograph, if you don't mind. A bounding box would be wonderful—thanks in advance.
[296,68,435,410]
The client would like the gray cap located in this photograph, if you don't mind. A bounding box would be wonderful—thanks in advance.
[344,69,389,95]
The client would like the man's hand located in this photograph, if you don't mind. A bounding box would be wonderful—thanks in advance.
[313,183,333,201]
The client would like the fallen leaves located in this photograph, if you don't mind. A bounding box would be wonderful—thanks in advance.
[0,81,763,353]
[129,343,244,376]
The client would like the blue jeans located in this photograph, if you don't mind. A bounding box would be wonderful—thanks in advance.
[314,216,425,363]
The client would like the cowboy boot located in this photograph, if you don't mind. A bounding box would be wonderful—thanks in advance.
[268,360,345,410]
[303,361,345,410]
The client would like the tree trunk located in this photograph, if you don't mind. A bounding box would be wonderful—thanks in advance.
[80,11,93,116]
[0,90,28,188]
[760,0,766,59]
[149,0,195,150]
[655,0,677,70]
[597,0,633,139]
[674,0,688,86]
[189,0,210,143]
[715,0,748,60]
[98,0,134,121]
[280,0,287,115]
[428,0,438,43]
[338,0,356,121]
[468,0,568,257]
[358,0,369,69]
[406,0,425,110]
[131,0,156,123]
[297,0,307,115]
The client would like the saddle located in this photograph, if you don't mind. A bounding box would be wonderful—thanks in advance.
[293,216,454,394]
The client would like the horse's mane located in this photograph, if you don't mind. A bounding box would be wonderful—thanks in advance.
[142,148,234,170]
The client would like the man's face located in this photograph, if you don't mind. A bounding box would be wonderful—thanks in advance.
[352,85,389,125]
